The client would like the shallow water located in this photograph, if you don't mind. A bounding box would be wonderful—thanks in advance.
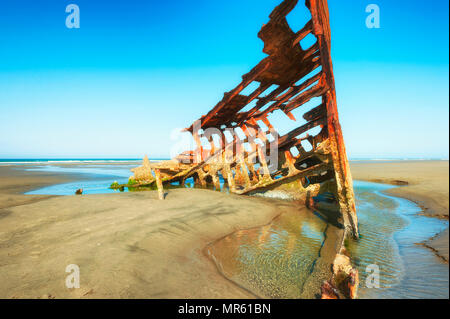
[206,207,328,298]
[24,164,227,195]
[207,180,448,299]
[24,166,449,298]
[349,181,448,299]
[25,164,136,195]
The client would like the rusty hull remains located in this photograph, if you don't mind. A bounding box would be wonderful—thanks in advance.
[131,0,358,239]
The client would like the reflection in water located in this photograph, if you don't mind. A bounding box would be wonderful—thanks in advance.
[208,180,449,299]
[348,181,449,299]
[28,165,449,298]
[25,165,137,195]
[207,207,327,298]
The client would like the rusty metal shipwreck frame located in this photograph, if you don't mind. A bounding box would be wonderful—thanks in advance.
[128,0,359,239]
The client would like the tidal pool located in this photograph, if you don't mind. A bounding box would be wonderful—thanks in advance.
[24,164,137,195]
[206,207,328,298]
[207,181,449,299]
[25,165,449,298]
[348,181,448,299]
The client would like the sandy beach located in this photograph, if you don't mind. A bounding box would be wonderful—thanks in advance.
[351,160,449,262]
[0,165,73,207]
[0,160,447,298]
[0,165,337,298]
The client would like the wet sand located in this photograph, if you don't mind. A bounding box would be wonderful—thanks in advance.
[2,160,446,298]
[0,165,330,298]
[0,165,82,210]
[350,161,449,262]
[206,207,343,299]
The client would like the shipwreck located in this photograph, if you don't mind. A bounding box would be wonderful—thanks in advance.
[125,0,358,241]
[118,0,360,298]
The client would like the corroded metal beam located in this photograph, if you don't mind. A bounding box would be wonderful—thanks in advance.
[131,0,358,239]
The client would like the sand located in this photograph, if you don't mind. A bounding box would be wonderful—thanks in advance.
[0,165,321,299]
[0,165,80,213]
[1,160,447,298]
[350,160,449,262]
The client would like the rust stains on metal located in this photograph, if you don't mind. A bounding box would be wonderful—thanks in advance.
[132,0,358,238]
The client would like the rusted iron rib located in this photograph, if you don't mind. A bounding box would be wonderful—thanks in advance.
[133,0,358,239]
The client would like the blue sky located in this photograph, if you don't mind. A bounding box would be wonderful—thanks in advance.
[0,0,448,159]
